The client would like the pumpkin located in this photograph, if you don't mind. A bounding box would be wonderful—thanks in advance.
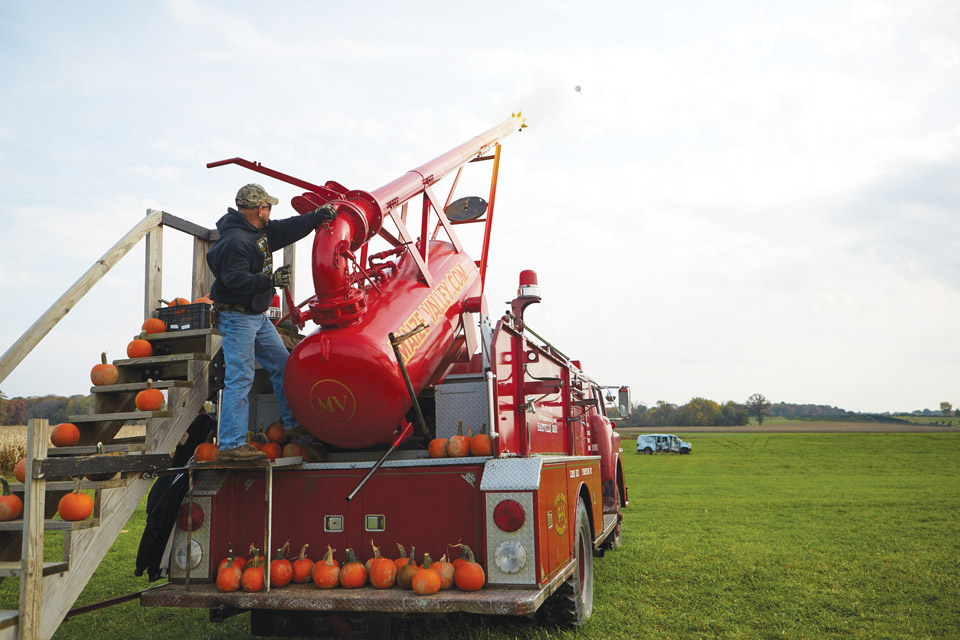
[194,442,219,463]
[270,541,293,588]
[394,543,414,571]
[136,379,165,412]
[304,442,329,463]
[261,442,281,462]
[292,544,313,583]
[141,317,167,334]
[453,544,485,591]
[470,425,494,457]
[216,556,243,592]
[90,352,119,386]
[0,478,23,522]
[14,458,26,484]
[168,297,190,307]
[282,442,304,459]
[265,421,287,445]
[127,336,153,359]
[193,294,213,305]
[241,546,265,592]
[50,423,80,448]
[339,548,367,589]
[85,441,120,481]
[411,553,442,595]
[447,420,471,458]
[427,438,448,458]
[397,546,419,590]
[434,554,456,590]
[312,546,340,589]
[368,541,397,589]
[218,543,247,573]
[58,480,94,521]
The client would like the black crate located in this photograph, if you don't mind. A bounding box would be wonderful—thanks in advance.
[155,303,211,331]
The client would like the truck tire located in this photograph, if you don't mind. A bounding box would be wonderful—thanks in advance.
[643,447,653,455]
[538,499,594,628]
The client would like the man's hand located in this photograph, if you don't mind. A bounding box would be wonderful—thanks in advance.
[312,204,338,225]
[271,265,292,288]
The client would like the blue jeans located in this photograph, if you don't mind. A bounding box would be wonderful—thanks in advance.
[217,310,297,450]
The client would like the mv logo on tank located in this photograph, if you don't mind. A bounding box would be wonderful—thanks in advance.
[309,379,357,424]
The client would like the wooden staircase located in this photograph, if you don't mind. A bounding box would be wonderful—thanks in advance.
[0,327,221,640]
[0,210,298,640]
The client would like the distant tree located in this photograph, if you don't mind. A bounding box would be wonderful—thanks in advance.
[718,401,749,426]
[941,402,953,416]
[747,393,770,425]
[5,398,26,426]
[681,397,720,426]
[0,389,6,425]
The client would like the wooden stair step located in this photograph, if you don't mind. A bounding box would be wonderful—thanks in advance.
[0,610,17,631]
[143,328,217,341]
[68,410,172,423]
[0,561,69,577]
[113,353,211,367]
[0,518,99,532]
[35,453,170,479]
[89,380,192,394]
[47,443,148,456]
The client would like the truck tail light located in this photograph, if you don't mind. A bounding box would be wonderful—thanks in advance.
[176,502,204,531]
[493,499,526,532]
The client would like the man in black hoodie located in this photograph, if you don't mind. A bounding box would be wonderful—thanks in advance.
[206,183,336,461]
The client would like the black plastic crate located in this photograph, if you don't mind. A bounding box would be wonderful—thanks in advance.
[155,303,211,331]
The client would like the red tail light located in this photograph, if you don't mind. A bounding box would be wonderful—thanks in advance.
[176,502,204,531]
[493,499,526,532]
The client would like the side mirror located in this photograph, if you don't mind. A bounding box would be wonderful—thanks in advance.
[618,386,632,419]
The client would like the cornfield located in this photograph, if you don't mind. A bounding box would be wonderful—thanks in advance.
[0,425,146,477]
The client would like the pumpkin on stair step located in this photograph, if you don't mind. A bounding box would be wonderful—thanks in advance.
[90,352,119,386]
[136,379,165,412]
[58,480,94,521]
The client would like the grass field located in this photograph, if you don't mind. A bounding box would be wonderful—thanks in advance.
[1,432,957,639]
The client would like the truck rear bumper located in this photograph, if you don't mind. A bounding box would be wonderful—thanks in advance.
[140,581,559,617]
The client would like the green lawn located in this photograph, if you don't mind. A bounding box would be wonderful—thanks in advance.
[1,433,957,639]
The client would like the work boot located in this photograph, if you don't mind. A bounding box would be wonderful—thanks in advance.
[219,444,267,462]
[284,425,311,439]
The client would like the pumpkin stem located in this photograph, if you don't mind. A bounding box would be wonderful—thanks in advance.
[146,378,154,390]
[455,543,476,563]
[277,540,290,561]
[422,552,433,570]
[248,545,261,568]
[96,442,105,455]
[298,543,309,562]
[408,546,416,566]
[466,424,473,437]
[345,548,358,564]
[100,352,108,365]
[74,478,82,495]
[396,543,407,559]
[0,477,10,497]
[457,419,463,436]
[323,546,337,566]
[370,539,381,559]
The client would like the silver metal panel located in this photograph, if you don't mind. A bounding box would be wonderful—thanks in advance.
[479,457,543,491]
[485,492,536,585]
[435,376,489,439]
[169,496,212,580]
[301,456,489,471]
[254,393,280,430]
[192,470,228,496]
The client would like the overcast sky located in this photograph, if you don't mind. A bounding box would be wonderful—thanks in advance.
[1,1,958,413]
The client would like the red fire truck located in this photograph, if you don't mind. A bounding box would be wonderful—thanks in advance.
[141,114,630,637]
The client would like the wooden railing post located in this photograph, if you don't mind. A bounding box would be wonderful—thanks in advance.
[19,418,48,640]
[144,210,163,320]
[191,237,213,302]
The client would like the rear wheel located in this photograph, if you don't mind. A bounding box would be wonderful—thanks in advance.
[539,499,594,628]
[643,447,653,455]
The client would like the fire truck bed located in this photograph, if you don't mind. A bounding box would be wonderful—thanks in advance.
[140,582,557,616]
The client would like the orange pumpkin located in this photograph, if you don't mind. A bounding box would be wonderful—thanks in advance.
[218,543,247,573]
[193,294,213,305]
[470,430,494,457]
[0,478,23,522]
[241,546,265,592]
[58,481,94,521]
[90,352,119,386]
[141,317,167,334]
[394,543,414,571]
[282,442,304,459]
[312,546,340,589]
[270,541,293,588]
[434,554,456,590]
[168,297,190,307]
[447,420,471,458]
[339,548,367,589]
[368,541,397,589]
[14,458,26,484]
[411,553,442,595]
[127,336,153,358]
[217,556,243,592]
[428,438,448,458]
[453,544,485,591]
[261,442,281,462]
[265,421,287,444]
[397,546,418,590]
[292,544,313,583]
[194,442,219,463]
[136,379,164,412]
[50,423,80,448]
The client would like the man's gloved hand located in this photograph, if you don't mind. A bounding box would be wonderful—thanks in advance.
[312,204,338,225]
[271,265,292,288]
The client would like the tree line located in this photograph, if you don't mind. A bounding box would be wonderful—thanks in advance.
[622,398,750,427]
[0,391,91,426]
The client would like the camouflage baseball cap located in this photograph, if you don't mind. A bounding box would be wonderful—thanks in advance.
[235,184,279,208]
